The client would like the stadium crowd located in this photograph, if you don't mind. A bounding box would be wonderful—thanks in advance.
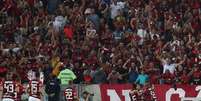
[0,0,201,92]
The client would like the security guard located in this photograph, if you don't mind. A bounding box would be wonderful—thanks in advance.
[45,74,60,101]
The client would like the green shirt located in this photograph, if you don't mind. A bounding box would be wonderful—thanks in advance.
[57,69,77,85]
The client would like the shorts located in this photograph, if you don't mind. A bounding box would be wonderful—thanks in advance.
[28,96,41,101]
[2,98,15,101]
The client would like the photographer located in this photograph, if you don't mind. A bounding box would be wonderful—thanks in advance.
[80,91,93,101]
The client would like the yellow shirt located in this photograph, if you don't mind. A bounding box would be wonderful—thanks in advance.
[52,62,62,76]
[51,57,60,68]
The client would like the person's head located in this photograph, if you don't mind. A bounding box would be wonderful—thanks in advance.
[16,77,21,84]
[165,70,170,74]
[113,0,117,5]
[82,91,89,99]
[132,83,136,90]
[136,84,141,90]
[194,67,199,71]
[140,70,144,74]
[117,59,123,66]
[177,65,183,72]
[183,69,187,75]
[74,62,80,68]
[6,72,13,80]
[144,81,150,87]
[149,62,154,68]
[131,62,135,67]
[49,73,56,79]
[55,56,60,62]
[166,58,171,64]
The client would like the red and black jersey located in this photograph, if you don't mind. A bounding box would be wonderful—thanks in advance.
[2,80,18,100]
[180,73,190,84]
[162,72,174,84]
[28,80,42,99]
[143,87,152,100]
[64,87,77,101]
[194,54,201,65]
[192,49,201,65]
[143,87,157,101]
[193,70,201,79]
[130,90,143,101]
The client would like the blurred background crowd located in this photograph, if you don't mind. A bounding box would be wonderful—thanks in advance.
[0,0,201,87]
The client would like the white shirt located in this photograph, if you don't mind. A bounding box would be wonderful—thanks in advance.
[53,16,66,31]
[137,29,147,39]
[137,29,147,44]
[163,63,176,74]
[110,2,125,19]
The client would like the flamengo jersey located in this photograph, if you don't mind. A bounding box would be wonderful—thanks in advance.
[130,90,143,101]
[130,90,139,101]
[2,80,17,100]
[64,87,77,101]
[195,53,201,65]
[143,87,157,101]
[28,80,42,99]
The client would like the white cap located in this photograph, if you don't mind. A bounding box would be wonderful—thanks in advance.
[84,8,92,14]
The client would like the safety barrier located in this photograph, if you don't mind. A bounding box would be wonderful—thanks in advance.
[1,84,201,101]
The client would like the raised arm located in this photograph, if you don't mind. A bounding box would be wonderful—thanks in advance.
[156,53,164,64]
[137,56,143,67]
[80,0,86,12]
[123,58,130,69]
[175,55,187,67]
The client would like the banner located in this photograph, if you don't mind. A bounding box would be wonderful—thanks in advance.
[154,85,201,101]
[99,84,201,101]
[78,84,102,101]
[100,84,132,101]
[1,84,201,101]
[57,84,201,101]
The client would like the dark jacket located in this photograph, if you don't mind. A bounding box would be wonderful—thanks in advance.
[45,77,60,96]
